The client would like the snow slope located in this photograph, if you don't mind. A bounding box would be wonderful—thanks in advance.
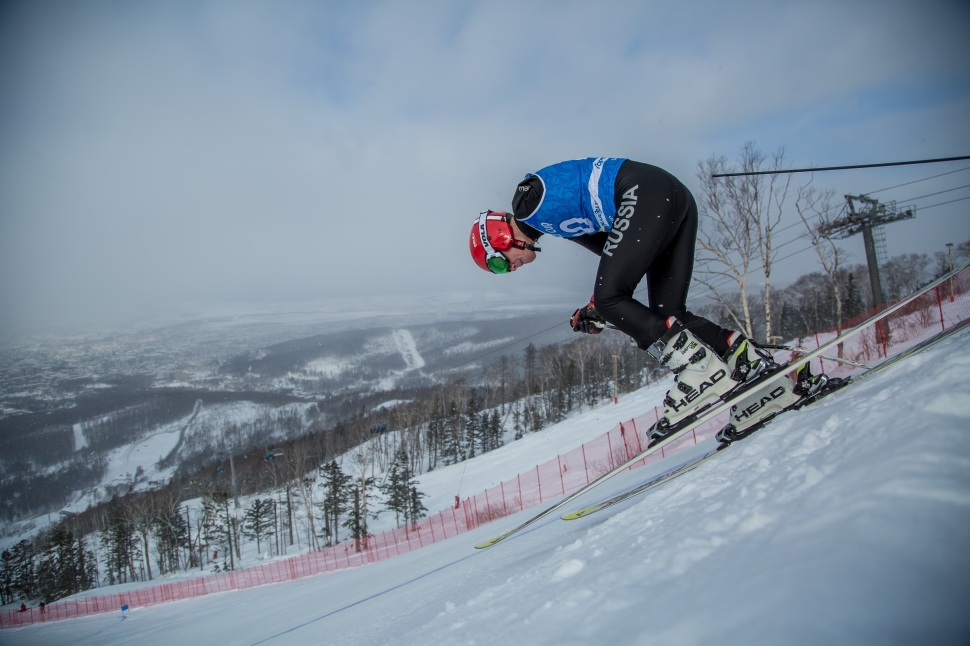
[5,327,970,645]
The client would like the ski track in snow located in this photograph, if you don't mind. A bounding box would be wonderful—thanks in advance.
[6,329,970,645]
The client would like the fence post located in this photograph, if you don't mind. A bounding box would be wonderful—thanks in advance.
[462,496,473,531]
[606,431,615,469]
[936,286,945,331]
[557,455,565,495]
[500,481,509,517]
[815,333,825,373]
[581,442,589,485]
[536,465,542,503]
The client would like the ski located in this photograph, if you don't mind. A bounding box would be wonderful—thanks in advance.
[473,261,968,550]
[560,444,724,520]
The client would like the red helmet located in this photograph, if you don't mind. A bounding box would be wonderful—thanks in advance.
[469,211,540,274]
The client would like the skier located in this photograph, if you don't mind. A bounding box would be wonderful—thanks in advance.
[469,157,827,439]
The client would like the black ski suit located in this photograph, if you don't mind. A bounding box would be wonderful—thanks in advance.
[512,160,733,355]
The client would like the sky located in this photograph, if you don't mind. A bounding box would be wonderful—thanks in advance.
[1,0,968,336]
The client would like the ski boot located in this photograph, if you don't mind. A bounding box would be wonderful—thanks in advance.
[724,331,778,385]
[715,363,849,445]
[715,373,800,444]
[791,362,851,407]
[646,319,738,442]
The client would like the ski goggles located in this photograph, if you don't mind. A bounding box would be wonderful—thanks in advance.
[475,211,540,274]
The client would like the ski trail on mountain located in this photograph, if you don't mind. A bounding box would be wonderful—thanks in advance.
[392,329,425,371]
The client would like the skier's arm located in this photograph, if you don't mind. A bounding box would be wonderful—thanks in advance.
[568,233,608,256]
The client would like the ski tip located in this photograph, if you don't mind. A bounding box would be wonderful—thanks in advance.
[474,535,507,549]
[561,507,596,520]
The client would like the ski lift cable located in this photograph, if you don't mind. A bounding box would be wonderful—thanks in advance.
[865,165,970,195]
[711,155,970,178]
[911,195,970,210]
[688,243,817,301]
[694,180,967,274]
[893,184,969,203]
[695,177,963,271]
[691,190,968,301]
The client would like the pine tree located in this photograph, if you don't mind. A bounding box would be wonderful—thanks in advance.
[243,498,276,555]
[0,549,13,605]
[476,410,490,454]
[426,394,445,471]
[408,485,428,527]
[380,449,411,528]
[342,474,376,552]
[464,391,481,458]
[441,397,464,466]
[102,509,139,584]
[205,491,236,570]
[378,447,428,528]
[513,403,523,441]
[35,525,85,603]
[488,409,503,451]
[9,540,35,601]
[844,272,863,320]
[318,460,352,547]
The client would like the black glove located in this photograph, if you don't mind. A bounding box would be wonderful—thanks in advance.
[570,298,605,334]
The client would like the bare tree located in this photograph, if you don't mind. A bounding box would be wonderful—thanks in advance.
[287,440,321,552]
[696,142,792,341]
[125,494,155,581]
[567,340,591,411]
[796,184,844,334]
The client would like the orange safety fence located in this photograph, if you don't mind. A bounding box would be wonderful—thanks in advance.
[4,266,970,628]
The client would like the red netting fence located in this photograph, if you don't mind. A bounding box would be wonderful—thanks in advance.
[3,267,969,628]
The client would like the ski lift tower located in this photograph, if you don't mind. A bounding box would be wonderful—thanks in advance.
[818,194,915,310]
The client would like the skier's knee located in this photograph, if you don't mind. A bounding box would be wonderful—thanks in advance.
[591,287,623,324]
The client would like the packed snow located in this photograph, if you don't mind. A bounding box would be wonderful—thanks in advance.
[5,325,968,644]
[72,423,87,452]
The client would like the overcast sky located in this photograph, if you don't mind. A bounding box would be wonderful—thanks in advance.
[1,0,968,336]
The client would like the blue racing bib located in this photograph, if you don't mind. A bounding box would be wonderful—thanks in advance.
[517,157,625,238]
